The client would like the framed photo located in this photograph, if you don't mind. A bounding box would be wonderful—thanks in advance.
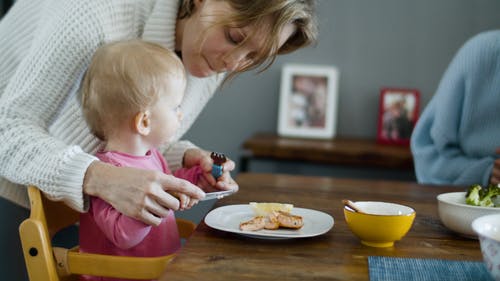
[277,64,339,139]
[376,88,420,146]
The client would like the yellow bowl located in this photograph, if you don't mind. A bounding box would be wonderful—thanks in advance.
[344,201,416,247]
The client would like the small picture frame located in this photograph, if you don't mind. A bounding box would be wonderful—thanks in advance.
[277,64,339,139]
[377,88,420,146]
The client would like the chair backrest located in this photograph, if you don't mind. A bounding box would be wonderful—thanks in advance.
[19,186,196,281]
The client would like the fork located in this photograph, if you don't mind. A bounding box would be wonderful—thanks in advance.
[210,152,227,178]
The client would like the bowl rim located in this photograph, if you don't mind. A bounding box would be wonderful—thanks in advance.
[437,191,500,211]
[472,213,500,240]
[344,201,415,217]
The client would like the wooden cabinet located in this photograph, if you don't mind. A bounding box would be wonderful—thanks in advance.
[241,132,414,172]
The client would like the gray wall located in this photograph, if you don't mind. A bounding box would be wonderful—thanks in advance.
[184,0,500,179]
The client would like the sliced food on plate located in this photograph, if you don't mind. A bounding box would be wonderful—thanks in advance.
[239,202,304,231]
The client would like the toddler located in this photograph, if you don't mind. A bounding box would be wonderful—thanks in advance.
[79,39,202,281]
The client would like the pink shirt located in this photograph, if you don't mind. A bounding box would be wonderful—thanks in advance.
[79,148,202,281]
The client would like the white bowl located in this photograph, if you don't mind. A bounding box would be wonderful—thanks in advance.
[437,192,500,238]
[472,214,500,280]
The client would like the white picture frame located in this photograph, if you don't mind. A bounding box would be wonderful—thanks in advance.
[278,64,339,139]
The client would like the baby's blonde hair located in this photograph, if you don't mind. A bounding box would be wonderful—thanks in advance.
[81,40,186,140]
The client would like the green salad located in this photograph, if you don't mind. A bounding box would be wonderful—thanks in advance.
[465,184,500,207]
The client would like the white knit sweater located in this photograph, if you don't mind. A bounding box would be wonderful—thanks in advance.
[0,0,223,210]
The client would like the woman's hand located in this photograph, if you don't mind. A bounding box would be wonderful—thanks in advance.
[83,161,205,226]
[183,148,239,193]
[172,191,199,211]
[490,147,500,185]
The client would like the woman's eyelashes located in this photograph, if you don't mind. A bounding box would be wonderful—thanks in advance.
[226,28,244,45]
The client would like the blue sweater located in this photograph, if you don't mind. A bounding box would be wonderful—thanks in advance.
[411,30,500,187]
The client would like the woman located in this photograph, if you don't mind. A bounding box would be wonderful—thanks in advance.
[0,0,317,279]
[411,30,500,187]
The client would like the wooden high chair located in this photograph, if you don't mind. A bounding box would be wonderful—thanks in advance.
[19,186,196,281]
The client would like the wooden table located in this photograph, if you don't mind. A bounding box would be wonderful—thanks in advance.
[160,173,481,281]
[241,132,414,172]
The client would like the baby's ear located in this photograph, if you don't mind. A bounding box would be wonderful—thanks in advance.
[134,111,151,136]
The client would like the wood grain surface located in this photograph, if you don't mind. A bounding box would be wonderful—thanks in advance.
[160,173,481,281]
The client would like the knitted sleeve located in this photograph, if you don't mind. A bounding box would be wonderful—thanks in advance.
[163,74,224,171]
[0,1,107,211]
[410,31,500,186]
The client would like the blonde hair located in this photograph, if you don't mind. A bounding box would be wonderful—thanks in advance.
[81,40,186,140]
[179,0,318,78]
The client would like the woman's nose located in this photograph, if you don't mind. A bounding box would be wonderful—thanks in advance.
[223,50,249,72]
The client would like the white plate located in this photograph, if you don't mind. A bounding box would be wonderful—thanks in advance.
[204,204,334,239]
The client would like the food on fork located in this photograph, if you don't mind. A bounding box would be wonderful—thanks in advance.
[240,202,304,231]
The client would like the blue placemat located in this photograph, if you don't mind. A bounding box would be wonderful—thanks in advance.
[368,256,493,281]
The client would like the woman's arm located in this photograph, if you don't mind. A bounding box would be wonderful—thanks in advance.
[163,74,224,172]
[0,1,206,225]
[0,1,103,211]
[161,73,239,192]
[411,101,494,186]
[84,161,205,225]
[411,32,500,186]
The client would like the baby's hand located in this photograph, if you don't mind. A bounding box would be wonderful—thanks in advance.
[182,148,238,192]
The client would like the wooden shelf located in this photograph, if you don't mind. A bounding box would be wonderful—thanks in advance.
[241,132,413,171]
